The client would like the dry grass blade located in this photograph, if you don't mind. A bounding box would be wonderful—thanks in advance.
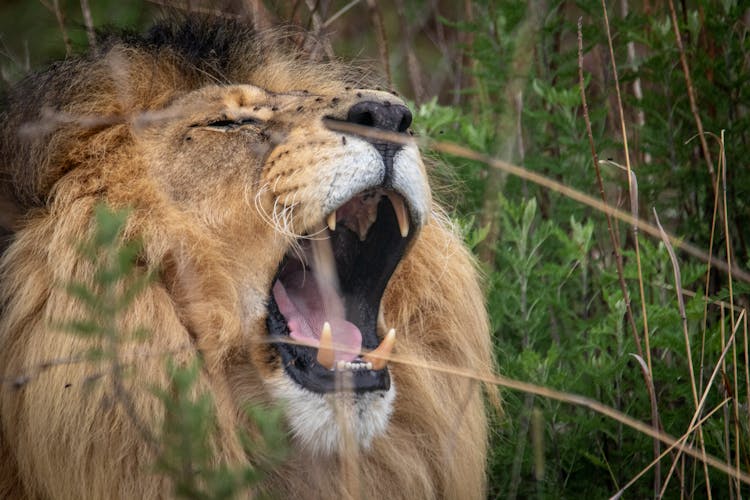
[700,132,724,401]
[611,398,732,499]
[599,160,653,375]
[719,130,737,334]
[393,0,424,103]
[364,0,391,88]
[653,208,712,497]
[322,120,750,284]
[79,0,96,49]
[666,0,715,188]
[629,352,661,481]
[718,129,742,495]
[597,1,654,409]
[323,0,360,28]
[144,0,242,19]
[602,0,652,371]
[40,0,72,56]
[576,18,643,361]
[265,335,750,487]
[744,314,750,437]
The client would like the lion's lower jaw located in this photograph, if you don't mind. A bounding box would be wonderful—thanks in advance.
[268,374,396,456]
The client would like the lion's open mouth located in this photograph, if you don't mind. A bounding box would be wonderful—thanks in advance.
[266,189,415,394]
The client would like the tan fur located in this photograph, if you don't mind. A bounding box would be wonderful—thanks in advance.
[0,19,493,499]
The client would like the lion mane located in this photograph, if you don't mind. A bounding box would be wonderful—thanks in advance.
[0,18,493,499]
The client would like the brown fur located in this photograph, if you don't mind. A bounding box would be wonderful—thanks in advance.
[0,18,493,499]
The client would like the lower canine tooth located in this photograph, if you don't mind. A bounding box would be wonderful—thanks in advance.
[316,322,335,369]
[327,211,337,231]
[363,328,396,370]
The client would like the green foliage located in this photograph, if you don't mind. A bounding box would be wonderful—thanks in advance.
[417,1,750,497]
[153,360,287,499]
[61,205,153,354]
[6,0,750,496]
[64,205,286,498]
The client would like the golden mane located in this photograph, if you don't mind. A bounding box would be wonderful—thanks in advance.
[0,18,493,498]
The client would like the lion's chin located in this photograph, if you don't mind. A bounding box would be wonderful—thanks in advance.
[268,372,396,455]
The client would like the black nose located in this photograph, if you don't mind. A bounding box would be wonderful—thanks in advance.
[346,101,412,133]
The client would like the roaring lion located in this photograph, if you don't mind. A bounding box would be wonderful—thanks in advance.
[0,18,493,498]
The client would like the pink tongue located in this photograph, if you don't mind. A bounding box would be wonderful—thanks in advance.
[272,273,362,362]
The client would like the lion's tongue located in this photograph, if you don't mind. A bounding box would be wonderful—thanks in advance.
[273,270,362,362]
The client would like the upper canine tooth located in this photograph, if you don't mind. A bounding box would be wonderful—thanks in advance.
[358,218,369,241]
[377,307,386,334]
[387,193,410,238]
[326,211,337,231]
[316,322,335,369]
[363,328,396,371]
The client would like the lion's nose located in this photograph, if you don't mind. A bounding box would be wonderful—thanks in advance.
[346,101,412,133]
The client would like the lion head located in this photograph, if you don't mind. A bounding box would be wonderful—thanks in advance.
[0,18,493,498]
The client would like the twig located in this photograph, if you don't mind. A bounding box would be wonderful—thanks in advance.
[244,0,274,32]
[1,344,192,387]
[364,0,392,88]
[452,0,474,107]
[393,0,425,103]
[40,0,72,56]
[666,0,715,189]
[112,358,159,452]
[619,0,648,163]
[477,0,544,265]
[304,0,335,61]
[144,0,241,19]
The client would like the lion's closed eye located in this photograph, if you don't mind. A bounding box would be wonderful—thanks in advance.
[0,17,492,500]
[191,116,263,131]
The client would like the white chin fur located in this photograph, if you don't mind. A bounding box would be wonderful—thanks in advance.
[268,373,395,456]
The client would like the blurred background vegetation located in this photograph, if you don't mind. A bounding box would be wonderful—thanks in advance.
[2,0,749,498]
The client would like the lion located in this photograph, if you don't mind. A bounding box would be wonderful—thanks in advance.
[0,18,493,499]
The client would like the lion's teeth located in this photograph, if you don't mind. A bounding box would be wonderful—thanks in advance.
[363,328,395,370]
[331,359,373,371]
[387,193,409,238]
[326,211,337,231]
[316,322,335,369]
[357,218,369,241]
